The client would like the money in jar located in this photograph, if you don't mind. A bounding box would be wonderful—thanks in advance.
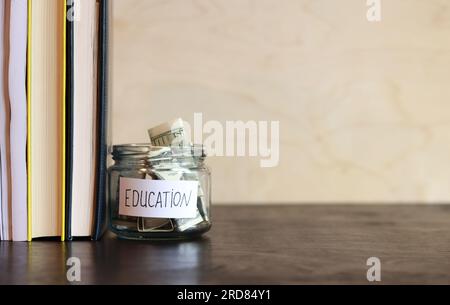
[108,119,212,240]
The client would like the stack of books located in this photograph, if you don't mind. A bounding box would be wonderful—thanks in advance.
[0,0,109,242]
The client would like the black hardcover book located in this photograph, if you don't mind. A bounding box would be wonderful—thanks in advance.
[65,1,75,241]
[92,0,109,240]
[65,0,109,241]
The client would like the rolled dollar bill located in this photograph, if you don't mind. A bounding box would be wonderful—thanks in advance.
[148,118,190,146]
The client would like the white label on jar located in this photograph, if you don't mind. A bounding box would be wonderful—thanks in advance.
[119,177,199,219]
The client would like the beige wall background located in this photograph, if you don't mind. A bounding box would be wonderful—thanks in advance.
[112,0,450,204]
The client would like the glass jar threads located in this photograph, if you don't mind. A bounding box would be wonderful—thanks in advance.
[108,144,211,240]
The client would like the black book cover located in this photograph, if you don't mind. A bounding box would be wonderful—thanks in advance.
[92,0,109,241]
[65,1,75,241]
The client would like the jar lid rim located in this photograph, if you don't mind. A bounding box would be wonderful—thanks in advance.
[112,143,152,155]
[112,143,206,158]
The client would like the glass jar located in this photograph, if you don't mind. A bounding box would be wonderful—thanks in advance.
[108,144,211,240]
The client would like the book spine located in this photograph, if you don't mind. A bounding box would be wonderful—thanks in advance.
[92,0,109,241]
[65,0,74,241]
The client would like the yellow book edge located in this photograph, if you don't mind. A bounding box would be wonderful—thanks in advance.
[26,0,31,242]
[27,0,67,242]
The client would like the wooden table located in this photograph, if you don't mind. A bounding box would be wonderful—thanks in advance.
[1,205,450,285]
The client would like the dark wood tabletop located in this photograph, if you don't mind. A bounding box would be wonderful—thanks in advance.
[1,205,450,285]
